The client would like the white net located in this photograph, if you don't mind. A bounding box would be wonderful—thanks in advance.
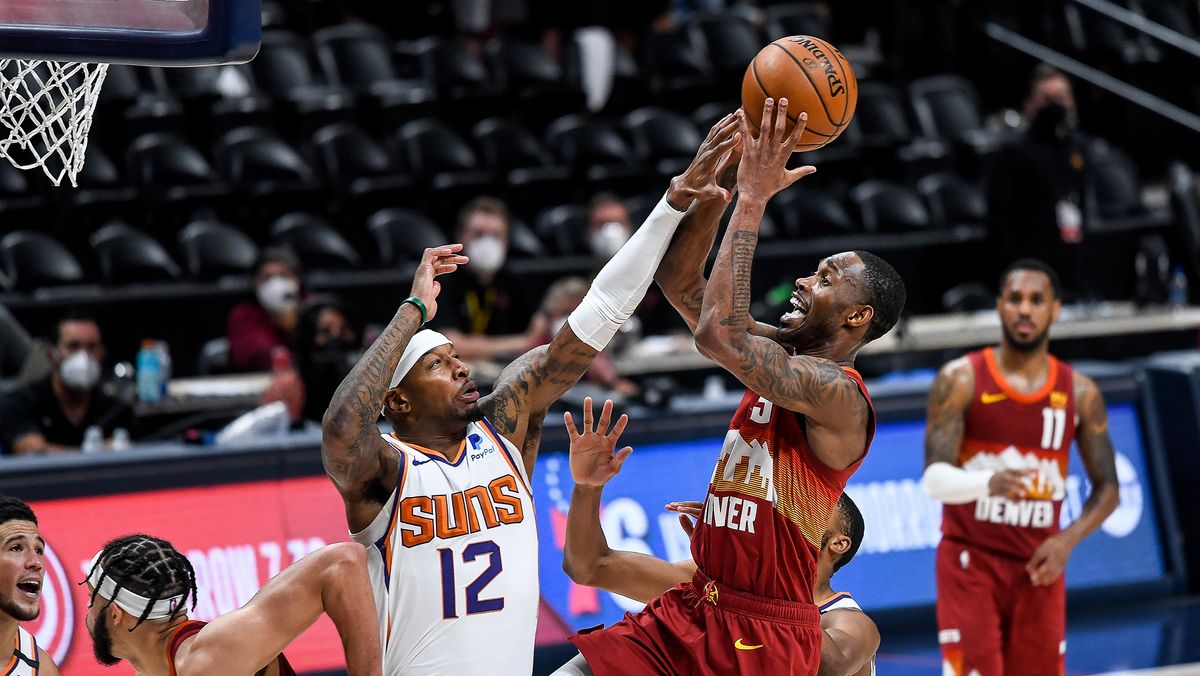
[0,59,109,187]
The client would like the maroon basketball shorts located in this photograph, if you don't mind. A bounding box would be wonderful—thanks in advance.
[569,570,822,676]
[936,537,1066,676]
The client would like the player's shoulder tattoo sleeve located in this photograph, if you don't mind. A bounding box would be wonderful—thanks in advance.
[1074,372,1118,484]
[724,334,865,422]
[924,357,974,467]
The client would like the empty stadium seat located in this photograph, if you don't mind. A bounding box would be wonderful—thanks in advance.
[0,231,86,290]
[313,24,435,117]
[907,75,996,156]
[849,180,933,232]
[415,37,503,103]
[366,208,447,265]
[688,12,764,81]
[1087,143,1145,220]
[124,132,230,208]
[472,118,570,207]
[544,115,643,191]
[535,204,590,256]
[487,39,586,120]
[178,219,260,280]
[89,222,182,285]
[252,30,355,128]
[396,119,493,192]
[213,126,321,200]
[764,3,833,40]
[270,213,361,270]
[622,107,703,179]
[769,187,858,238]
[311,123,413,207]
[917,172,986,227]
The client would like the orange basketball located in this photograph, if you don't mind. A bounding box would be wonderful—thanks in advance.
[741,35,858,152]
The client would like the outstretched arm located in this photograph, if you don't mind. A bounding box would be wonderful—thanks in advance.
[322,245,467,531]
[175,543,381,676]
[481,117,742,475]
[692,100,866,469]
[818,610,880,676]
[1026,373,1119,586]
[561,399,696,603]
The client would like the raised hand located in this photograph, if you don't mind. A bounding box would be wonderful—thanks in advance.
[736,98,816,203]
[407,244,468,322]
[666,111,746,210]
[564,397,633,487]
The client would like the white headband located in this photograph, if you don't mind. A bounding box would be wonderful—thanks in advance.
[388,329,452,389]
[86,553,187,621]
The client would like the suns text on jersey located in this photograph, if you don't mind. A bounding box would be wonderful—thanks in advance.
[397,475,525,547]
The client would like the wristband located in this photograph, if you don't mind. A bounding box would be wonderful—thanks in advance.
[401,297,428,326]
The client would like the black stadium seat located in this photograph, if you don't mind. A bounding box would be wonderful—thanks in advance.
[313,24,435,119]
[768,187,858,238]
[213,126,321,197]
[252,30,354,130]
[535,204,590,256]
[0,231,86,290]
[849,180,933,232]
[544,115,643,192]
[311,123,413,208]
[764,3,833,41]
[917,172,986,227]
[472,118,570,208]
[270,213,361,270]
[178,219,260,280]
[487,39,585,122]
[907,75,996,156]
[366,208,446,265]
[396,119,493,191]
[125,132,229,209]
[622,107,703,179]
[1087,143,1145,221]
[415,37,503,103]
[89,222,182,285]
[688,12,764,81]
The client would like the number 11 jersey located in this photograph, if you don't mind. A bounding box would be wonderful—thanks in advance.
[351,419,538,675]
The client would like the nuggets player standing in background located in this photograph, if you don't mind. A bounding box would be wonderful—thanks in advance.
[561,100,905,675]
[0,497,60,676]
[923,259,1119,676]
[320,115,743,674]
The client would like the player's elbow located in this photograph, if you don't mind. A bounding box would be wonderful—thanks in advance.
[693,322,733,360]
[562,554,599,586]
[316,542,369,586]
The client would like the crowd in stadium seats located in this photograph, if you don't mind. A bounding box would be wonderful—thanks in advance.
[2,0,1199,454]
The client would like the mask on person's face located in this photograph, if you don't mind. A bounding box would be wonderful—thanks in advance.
[316,335,356,355]
[257,275,300,315]
[467,235,506,275]
[59,350,101,391]
[590,222,630,260]
[1030,102,1075,141]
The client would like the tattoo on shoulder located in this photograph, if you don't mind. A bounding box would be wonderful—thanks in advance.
[732,338,862,418]
[483,342,594,441]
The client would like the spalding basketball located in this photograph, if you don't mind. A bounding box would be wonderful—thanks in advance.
[741,35,858,152]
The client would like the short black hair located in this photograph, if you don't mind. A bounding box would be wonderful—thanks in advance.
[0,496,37,527]
[254,246,301,279]
[852,251,906,343]
[832,492,864,574]
[83,534,197,629]
[55,307,100,344]
[999,258,1062,299]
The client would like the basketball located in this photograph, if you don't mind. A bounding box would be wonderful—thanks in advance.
[741,35,858,152]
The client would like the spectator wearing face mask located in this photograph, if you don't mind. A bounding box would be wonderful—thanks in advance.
[0,309,134,455]
[430,197,539,360]
[227,248,304,372]
[293,297,362,422]
[985,63,1096,299]
[586,193,674,334]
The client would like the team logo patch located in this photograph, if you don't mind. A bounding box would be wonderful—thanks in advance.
[26,541,74,665]
[734,638,763,651]
[1050,391,1068,409]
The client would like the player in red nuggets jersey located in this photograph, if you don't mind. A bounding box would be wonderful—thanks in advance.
[923,259,1119,676]
[557,101,906,676]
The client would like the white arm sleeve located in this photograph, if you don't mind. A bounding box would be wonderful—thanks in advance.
[567,192,688,351]
[922,462,993,505]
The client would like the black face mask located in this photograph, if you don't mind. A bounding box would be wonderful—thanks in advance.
[1030,102,1074,141]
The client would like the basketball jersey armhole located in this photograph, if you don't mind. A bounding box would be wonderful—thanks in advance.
[349,438,406,545]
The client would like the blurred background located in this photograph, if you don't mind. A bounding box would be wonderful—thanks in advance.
[4,0,1200,673]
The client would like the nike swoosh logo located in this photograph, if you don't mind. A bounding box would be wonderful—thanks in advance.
[412,458,433,466]
[734,638,763,651]
[980,392,1008,404]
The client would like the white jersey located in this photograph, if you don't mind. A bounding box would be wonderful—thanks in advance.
[6,626,41,675]
[818,592,876,676]
[352,419,538,675]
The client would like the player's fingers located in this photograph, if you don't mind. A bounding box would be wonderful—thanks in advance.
[597,399,614,435]
[785,111,807,148]
[563,411,579,440]
[699,130,743,167]
[582,396,594,432]
[783,165,817,187]
[679,513,696,537]
[613,446,633,467]
[423,244,464,263]
[774,98,789,145]
[703,111,736,144]
[609,413,629,440]
[759,98,775,144]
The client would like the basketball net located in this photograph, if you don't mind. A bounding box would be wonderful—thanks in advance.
[0,59,109,187]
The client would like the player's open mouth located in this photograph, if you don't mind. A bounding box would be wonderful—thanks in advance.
[459,382,480,403]
[17,580,40,599]
[790,292,810,315]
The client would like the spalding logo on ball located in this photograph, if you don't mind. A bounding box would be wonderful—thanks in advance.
[742,35,859,151]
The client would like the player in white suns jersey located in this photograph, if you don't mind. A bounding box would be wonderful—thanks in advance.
[0,497,62,676]
[321,113,744,674]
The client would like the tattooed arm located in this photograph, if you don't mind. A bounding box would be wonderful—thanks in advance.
[1026,372,1119,585]
[321,246,466,532]
[923,358,974,467]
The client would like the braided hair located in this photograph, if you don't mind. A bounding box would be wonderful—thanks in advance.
[83,534,198,629]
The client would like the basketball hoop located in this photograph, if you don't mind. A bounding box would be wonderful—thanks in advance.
[0,59,108,187]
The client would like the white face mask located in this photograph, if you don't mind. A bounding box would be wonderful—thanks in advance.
[590,222,630,260]
[60,350,101,391]
[468,235,506,275]
[257,275,300,315]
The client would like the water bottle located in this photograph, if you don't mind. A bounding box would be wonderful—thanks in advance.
[1169,265,1189,308]
[81,425,104,453]
[156,341,173,398]
[136,339,163,403]
[111,427,131,452]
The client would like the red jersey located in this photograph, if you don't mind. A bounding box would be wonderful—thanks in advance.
[941,347,1077,559]
[691,369,875,603]
[167,620,297,676]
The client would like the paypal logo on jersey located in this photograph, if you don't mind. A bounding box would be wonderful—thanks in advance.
[470,433,497,462]
[469,434,482,450]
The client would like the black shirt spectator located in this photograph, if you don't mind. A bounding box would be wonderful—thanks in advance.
[0,310,133,455]
[0,375,133,453]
